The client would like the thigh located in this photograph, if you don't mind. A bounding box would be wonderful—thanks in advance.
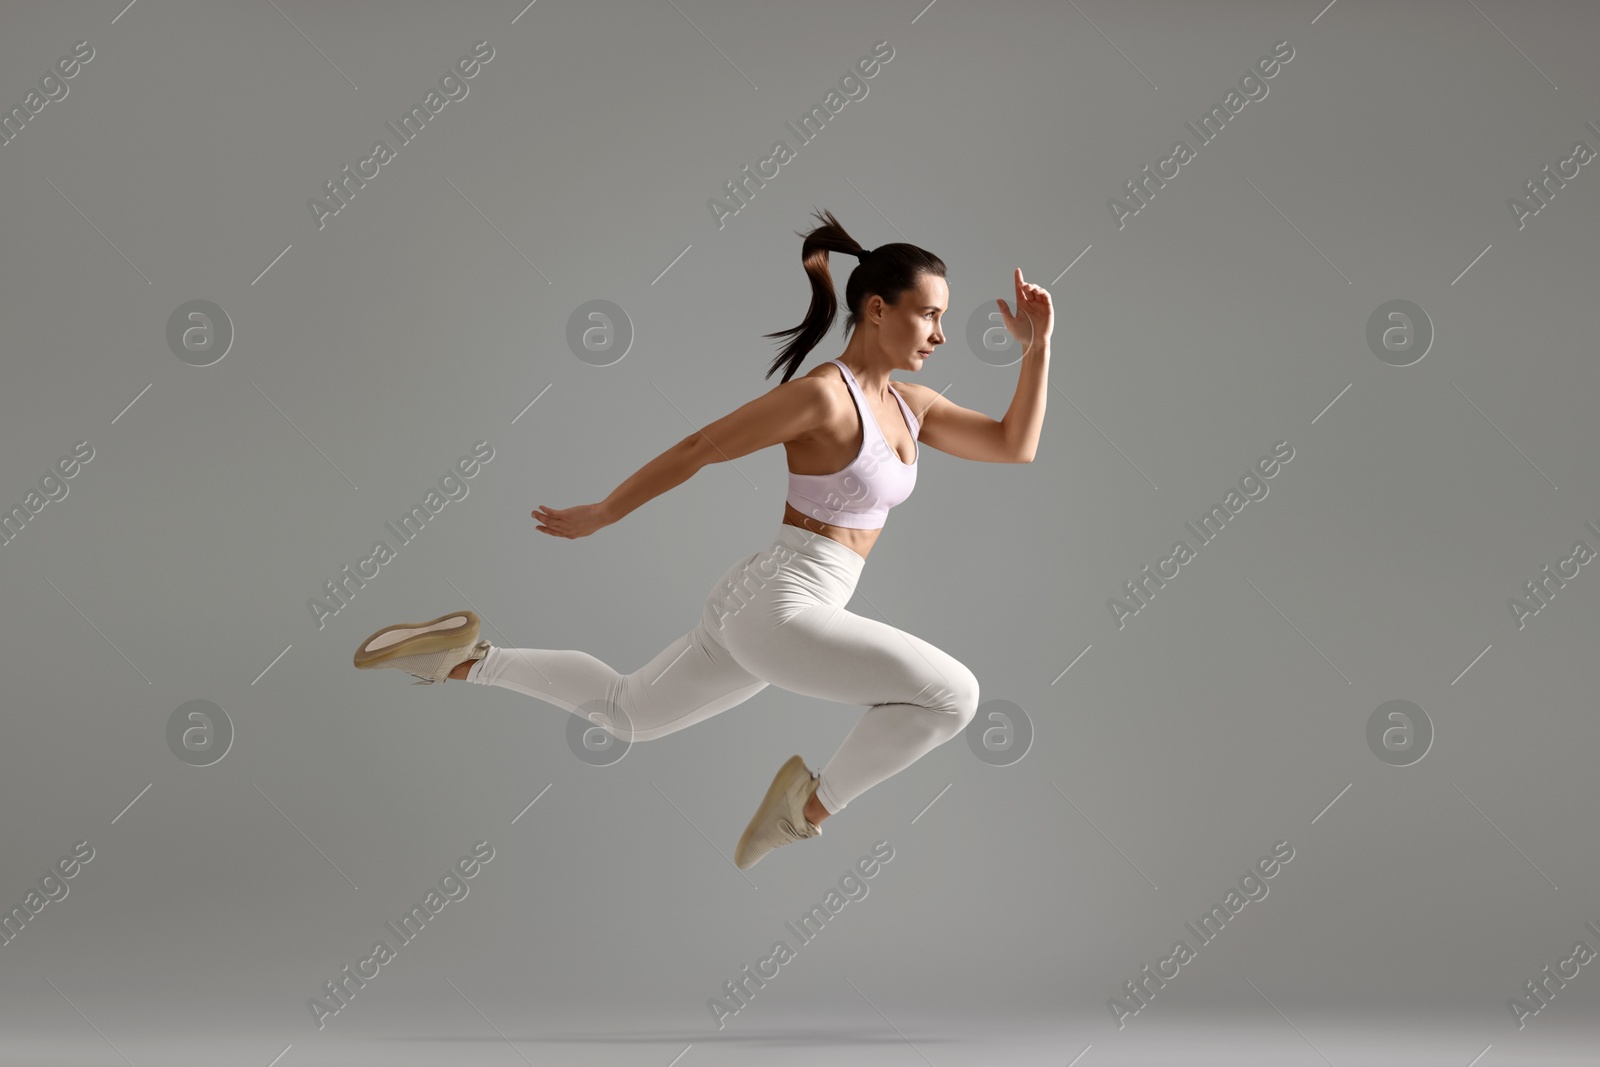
[723,601,977,713]
[614,618,770,739]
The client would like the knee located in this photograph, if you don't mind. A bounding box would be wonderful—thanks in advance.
[927,663,979,737]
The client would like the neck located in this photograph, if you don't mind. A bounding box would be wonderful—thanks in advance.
[836,346,892,400]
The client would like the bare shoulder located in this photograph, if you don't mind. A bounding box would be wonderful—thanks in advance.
[769,369,845,436]
[889,379,939,423]
[793,362,849,407]
[789,366,842,398]
[796,360,844,385]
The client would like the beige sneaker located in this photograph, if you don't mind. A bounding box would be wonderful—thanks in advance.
[734,754,823,870]
[352,610,488,685]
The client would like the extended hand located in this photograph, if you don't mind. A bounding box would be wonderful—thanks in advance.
[994,268,1054,350]
[532,503,610,539]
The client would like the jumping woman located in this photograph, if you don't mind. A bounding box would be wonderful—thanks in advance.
[352,208,1052,869]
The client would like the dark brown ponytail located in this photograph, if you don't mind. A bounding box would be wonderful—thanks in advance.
[763,208,946,383]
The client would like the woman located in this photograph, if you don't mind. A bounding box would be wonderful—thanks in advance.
[353,209,1052,870]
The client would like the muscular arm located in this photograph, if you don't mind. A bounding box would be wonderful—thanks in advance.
[1000,339,1048,463]
[597,438,702,525]
[597,377,830,525]
[902,341,1048,463]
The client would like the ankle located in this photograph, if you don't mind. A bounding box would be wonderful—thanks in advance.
[449,643,490,681]
[803,792,829,825]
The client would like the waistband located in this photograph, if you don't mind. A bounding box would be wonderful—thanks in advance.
[768,522,866,579]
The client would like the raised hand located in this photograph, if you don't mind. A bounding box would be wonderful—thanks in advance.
[994,268,1054,351]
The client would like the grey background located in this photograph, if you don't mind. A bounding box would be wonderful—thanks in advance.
[1,0,1597,1064]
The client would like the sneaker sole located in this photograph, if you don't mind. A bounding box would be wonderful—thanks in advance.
[735,754,813,869]
[353,610,480,670]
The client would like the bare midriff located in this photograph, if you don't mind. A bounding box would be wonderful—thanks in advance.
[779,368,919,563]
[780,501,883,561]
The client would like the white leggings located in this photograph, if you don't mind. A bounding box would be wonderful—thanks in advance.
[467,523,979,813]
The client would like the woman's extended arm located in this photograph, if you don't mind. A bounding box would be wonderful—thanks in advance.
[532,377,829,539]
[598,439,703,526]
[531,439,698,539]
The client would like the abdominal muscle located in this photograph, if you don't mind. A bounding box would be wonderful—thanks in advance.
[781,501,881,561]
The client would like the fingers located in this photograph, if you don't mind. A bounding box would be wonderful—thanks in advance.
[1012,278,1051,310]
[532,507,582,539]
[1012,269,1053,309]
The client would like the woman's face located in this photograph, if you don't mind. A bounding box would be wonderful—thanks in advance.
[872,272,947,369]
